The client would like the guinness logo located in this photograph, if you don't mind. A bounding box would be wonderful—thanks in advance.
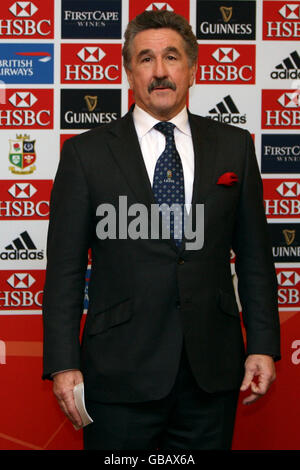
[84,95,98,112]
[220,6,233,23]
[283,229,296,245]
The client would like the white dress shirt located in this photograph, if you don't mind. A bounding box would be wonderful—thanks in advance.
[132,104,195,208]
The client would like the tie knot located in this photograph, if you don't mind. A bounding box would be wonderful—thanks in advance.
[154,121,175,138]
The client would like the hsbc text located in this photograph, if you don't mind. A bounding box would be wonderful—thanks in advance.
[266,22,300,38]
[265,199,300,216]
[278,288,299,304]
[0,290,43,308]
[0,201,49,218]
[64,64,119,81]
[265,111,300,127]
[198,65,253,82]
[0,20,51,37]
[0,110,51,127]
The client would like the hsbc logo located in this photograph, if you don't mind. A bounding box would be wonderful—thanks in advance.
[0,0,53,38]
[129,0,189,22]
[277,271,300,286]
[77,47,106,63]
[0,180,51,219]
[61,43,122,84]
[0,269,44,309]
[276,268,300,307]
[196,44,255,84]
[0,88,53,129]
[8,183,37,198]
[212,48,240,63]
[278,92,300,108]
[262,89,300,129]
[279,4,300,19]
[263,179,300,217]
[9,92,37,108]
[276,181,300,196]
[145,3,174,10]
[9,2,38,17]
[263,1,300,39]
[7,272,35,288]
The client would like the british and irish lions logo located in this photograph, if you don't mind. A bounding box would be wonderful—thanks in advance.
[9,134,36,174]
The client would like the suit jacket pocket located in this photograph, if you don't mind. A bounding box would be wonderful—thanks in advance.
[218,289,240,319]
[88,298,133,335]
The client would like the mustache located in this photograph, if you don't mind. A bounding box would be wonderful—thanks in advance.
[148,78,176,93]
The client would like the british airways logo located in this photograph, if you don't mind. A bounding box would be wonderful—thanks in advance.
[0,43,53,84]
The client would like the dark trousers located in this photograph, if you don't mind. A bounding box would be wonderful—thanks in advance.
[83,345,239,450]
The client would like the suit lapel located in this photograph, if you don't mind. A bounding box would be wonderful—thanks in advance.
[188,111,217,205]
[107,110,156,209]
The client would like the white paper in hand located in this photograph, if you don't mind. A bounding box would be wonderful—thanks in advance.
[73,382,93,430]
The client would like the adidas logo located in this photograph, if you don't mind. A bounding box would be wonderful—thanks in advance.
[207,95,246,124]
[271,50,300,79]
[0,230,44,260]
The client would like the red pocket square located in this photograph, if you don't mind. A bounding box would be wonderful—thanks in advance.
[217,172,238,186]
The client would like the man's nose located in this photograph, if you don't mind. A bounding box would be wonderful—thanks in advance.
[153,57,168,78]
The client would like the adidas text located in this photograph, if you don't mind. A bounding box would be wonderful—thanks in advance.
[207,114,247,124]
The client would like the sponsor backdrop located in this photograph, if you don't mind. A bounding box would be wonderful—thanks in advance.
[0,0,299,451]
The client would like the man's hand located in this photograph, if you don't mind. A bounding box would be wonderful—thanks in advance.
[53,370,84,428]
[240,354,276,405]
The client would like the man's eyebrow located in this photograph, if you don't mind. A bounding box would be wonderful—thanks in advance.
[136,49,153,60]
[136,46,182,60]
[164,46,182,56]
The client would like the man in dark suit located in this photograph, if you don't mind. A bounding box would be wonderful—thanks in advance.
[42,11,280,450]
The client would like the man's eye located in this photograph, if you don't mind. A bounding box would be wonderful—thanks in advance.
[167,55,176,60]
[141,57,151,62]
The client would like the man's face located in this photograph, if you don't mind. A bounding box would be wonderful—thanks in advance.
[126,28,196,120]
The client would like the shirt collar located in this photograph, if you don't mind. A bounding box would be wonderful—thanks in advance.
[133,104,191,138]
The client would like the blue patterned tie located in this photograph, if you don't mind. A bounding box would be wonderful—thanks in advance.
[152,121,185,247]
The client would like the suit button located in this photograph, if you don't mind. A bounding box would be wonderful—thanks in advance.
[178,258,185,265]
[176,301,181,309]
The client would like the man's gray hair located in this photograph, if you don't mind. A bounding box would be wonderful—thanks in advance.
[123,11,198,70]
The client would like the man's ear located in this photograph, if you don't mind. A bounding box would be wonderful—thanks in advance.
[125,67,133,90]
[189,63,197,87]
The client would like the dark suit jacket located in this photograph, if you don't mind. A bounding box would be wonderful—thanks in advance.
[42,107,280,403]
